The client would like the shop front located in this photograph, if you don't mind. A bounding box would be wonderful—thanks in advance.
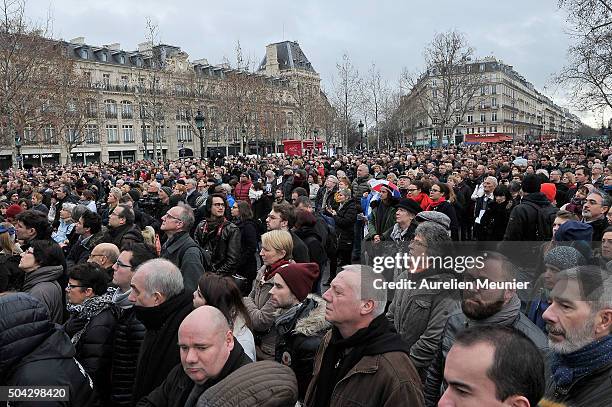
[71,152,101,164]
[464,133,513,144]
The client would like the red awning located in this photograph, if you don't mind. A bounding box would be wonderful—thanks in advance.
[464,133,513,143]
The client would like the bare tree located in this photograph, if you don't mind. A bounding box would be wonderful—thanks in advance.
[332,53,360,150]
[363,63,389,150]
[401,30,484,146]
[556,0,612,111]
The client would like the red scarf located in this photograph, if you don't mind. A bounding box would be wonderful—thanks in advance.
[426,196,446,211]
[411,192,433,210]
[263,259,291,281]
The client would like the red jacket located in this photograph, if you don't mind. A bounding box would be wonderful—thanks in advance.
[234,181,253,203]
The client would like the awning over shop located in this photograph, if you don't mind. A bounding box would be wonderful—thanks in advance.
[464,133,513,143]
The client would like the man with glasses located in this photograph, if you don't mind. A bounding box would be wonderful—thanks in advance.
[101,204,143,250]
[160,203,205,292]
[89,242,120,279]
[110,242,156,407]
[582,190,610,242]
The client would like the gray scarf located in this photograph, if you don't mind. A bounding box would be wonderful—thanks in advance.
[66,287,115,345]
[468,294,522,326]
[389,223,409,241]
[112,287,132,309]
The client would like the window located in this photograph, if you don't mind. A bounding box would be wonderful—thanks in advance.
[492,112,498,122]
[480,113,486,122]
[86,99,97,118]
[106,125,118,143]
[177,125,193,142]
[122,125,134,143]
[121,101,132,119]
[119,55,125,64]
[155,126,166,143]
[24,125,36,145]
[103,73,110,90]
[105,100,117,118]
[83,72,92,87]
[467,115,473,123]
[480,86,486,96]
[67,99,77,114]
[43,125,56,144]
[491,84,497,94]
[66,127,78,143]
[141,125,152,143]
[480,100,486,109]
[85,124,99,144]
[491,97,497,107]
[480,63,485,72]
[101,53,108,62]
[81,49,88,59]
[120,76,129,90]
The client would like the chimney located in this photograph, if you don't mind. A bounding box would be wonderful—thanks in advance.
[70,37,85,45]
[104,43,120,51]
[264,43,280,75]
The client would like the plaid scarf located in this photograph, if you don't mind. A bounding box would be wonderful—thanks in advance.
[66,287,115,345]
[551,334,612,389]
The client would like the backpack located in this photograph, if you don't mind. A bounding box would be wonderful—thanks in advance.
[523,201,559,241]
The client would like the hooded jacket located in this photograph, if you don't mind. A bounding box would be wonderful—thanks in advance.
[22,264,64,324]
[503,191,557,241]
[274,295,331,400]
[196,361,298,407]
[0,293,96,406]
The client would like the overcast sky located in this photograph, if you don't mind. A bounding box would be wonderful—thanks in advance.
[26,0,602,126]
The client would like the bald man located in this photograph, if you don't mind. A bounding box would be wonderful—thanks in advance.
[136,306,252,407]
[88,242,119,279]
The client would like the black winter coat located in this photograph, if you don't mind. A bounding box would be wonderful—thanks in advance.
[503,192,556,242]
[195,219,242,276]
[101,224,144,251]
[235,219,259,282]
[0,293,95,406]
[544,360,612,407]
[295,226,327,274]
[479,200,513,241]
[63,306,118,404]
[131,292,194,404]
[290,230,311,263]
[332,200,357,248]
[110,306,146,407]
[430,201,459,241]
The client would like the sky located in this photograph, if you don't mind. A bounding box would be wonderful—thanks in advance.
[25,0,604,127]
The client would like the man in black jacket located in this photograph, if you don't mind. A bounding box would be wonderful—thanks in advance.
[101,204,144,250]
[0,293,96,406]
[161,203,205,292]
[582,189,610,242]
[129,258,194,404]
[67,209,103,268]
[136,306,252,407]
[266,202,310,263]
[540,266,612,407]
[110,243,157,407]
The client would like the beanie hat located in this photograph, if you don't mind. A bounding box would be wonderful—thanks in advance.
[554,220,593,242]
[522,174,542,194]
[161,187,172,197]
[275,262,320,302]
[5,204,23,219]
[540,183,557,203]
[396,198,422,216]
[544,246,586,271]
[415,211,451,230]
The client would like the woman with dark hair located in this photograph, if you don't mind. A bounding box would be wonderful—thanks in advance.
[427,182,459,240]
[19,239,66,323]
[407,179,432,211]
[231,200,259,294]
[193,272,256,361]
[479,185,514,241]
[366,185,399,241]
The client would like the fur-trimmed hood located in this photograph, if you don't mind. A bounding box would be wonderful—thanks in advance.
[294,295,331,337]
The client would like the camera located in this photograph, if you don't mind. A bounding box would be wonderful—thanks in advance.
[139,194,161,217]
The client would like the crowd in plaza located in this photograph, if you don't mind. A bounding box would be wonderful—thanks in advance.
[1,139,612,406]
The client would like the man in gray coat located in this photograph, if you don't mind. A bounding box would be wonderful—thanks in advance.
[160,203,205,293]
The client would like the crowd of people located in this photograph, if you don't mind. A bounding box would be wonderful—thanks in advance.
[1,139,612,406]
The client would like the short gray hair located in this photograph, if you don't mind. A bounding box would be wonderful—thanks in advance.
[176,203,195,231]
[484,176,498,186]
[556,266,612,313]
[415,221,451,256]
[138,258,184,298]
[186,179,197,187]
[342,264,387,317]
[590,189,611,210]
[61,202,76,214]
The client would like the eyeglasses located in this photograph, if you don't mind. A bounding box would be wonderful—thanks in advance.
[66,284,87,290]
[430,188,441,192]
[115,259,132,268]
[164,212,183,222]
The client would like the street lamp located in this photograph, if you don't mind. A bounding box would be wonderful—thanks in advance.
[14,133,22,169]
[358,120,364,151]
[242,126,247,155]
[195,110,205,160]
[429,126,434,149]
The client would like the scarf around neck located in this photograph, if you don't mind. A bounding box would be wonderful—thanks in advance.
[66,287,115,345]
[551,334,612,389]
[263,259,291,282]
[427,196,446,211]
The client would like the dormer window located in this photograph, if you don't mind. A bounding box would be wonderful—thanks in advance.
[136,58,143,67]
[101,53,107,62]
[119,55,125,64]
[81,49,88,59]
